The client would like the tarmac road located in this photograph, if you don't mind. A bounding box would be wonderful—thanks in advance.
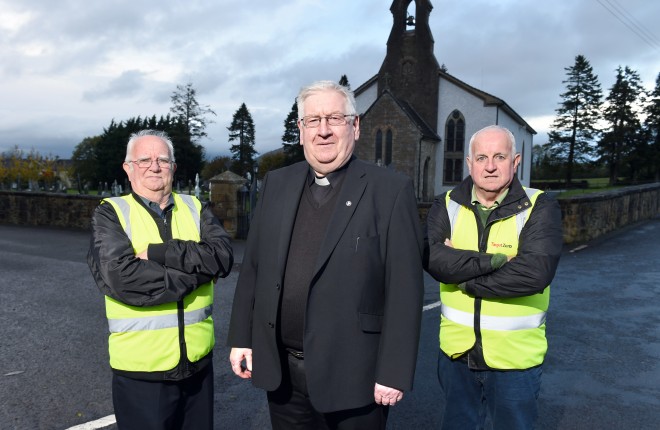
[0,217,659,429]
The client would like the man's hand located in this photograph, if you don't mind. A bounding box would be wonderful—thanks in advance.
[444,238,453,248]
[136,250,148,260]
[374,383,403,406]
[229,348,253,379]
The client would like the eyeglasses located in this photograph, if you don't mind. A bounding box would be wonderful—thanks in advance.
[129,157,173,169]
[300,114,356,128]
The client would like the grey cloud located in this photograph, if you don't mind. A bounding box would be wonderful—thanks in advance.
[3,0,658,161]
[82,70,148,102]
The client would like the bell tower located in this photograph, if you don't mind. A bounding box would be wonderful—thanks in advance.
[378,0,440,132]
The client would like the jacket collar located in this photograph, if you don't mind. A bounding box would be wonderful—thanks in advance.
[451,176,529,217]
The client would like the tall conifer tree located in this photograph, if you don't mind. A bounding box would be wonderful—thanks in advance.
[547,55,602,185]
[643,73,660,181]
[281,101,304,165]
[228,103,257,178]
[598,66,645,185]
[339,74,351,89]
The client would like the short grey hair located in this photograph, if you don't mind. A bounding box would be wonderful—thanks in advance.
[296,80,357,120]
[124,129,176,162]
[468,125,517,159]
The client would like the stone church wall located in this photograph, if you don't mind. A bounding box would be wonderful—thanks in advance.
[356,97,421,191]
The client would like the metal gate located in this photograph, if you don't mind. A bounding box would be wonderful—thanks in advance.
[236,179,257,239]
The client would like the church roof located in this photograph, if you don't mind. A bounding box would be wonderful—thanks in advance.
[354,71,536,135]
[438,70,536,135]
[354,75,378,97]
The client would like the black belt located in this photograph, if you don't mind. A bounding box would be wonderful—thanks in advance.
[286,348,304,359]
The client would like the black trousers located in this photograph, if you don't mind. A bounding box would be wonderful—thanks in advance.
[112,364,214,430]
[267,353,388,430]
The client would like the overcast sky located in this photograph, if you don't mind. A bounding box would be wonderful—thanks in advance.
[1,0,659,160]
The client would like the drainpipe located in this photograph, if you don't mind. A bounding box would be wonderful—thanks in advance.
[417,136,423,201]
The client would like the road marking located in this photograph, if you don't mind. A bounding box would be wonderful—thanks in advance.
[423,301,441,311]
[66,415,116,430]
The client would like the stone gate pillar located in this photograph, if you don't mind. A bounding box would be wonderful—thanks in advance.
[208,171,248,238]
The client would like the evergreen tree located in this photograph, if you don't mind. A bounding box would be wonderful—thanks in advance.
[166,115,205,184]
[339,74,351,89]
[201,156,232,181]
[94,119,132,186]
[281,101,304,165]
[169,82,216,142]
[228,103,258,178]
[643,73,660,181]
[71,135,102,186]
[546,55,602,185]
[531,143,561,180]
[598,66,646,185]
[168,82,213,183]
[257,151,286,180]
[82,115,205,186]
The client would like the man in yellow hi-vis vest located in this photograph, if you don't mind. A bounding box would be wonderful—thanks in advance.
[424,125,562,430]
[88,130,233,429]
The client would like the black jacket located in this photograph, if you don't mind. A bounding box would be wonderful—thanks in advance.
[424,176,562,298]
[227,159,424,412]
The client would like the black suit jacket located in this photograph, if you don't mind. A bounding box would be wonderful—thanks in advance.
[227,158,424,412]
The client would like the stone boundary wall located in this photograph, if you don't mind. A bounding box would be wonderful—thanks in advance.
[557,183,660,244]
[0,191,101,230]
[419,183,660,244]
[2,183,659,244]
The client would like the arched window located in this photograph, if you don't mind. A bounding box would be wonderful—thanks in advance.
[375,130,383,165]
[385,129,393,166]
[422,157,430,201]
[443,110,465,185]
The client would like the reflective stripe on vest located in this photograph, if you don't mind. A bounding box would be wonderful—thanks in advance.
[108,305,212,333]
[440,187,549,369]
[440,303,546,331]
[177,194,201,237]
[102,193,214,372]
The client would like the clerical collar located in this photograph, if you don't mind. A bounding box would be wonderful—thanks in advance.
[307,157,353,188]
[315,176,330,186]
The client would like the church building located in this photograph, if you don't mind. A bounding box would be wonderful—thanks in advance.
[353,0,535,202]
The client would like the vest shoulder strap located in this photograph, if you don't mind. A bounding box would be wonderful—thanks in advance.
[175,193,201,236]
[445,192,461,238]
[104,196,133,240]
[515,187,542,237]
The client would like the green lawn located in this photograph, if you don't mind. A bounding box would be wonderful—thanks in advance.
[543,177,625,199]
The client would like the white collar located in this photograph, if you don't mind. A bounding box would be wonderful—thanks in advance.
[314,176,330,186]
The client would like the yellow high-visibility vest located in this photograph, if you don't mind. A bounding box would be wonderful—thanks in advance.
[440,188,549,369]
[103,193,214,372]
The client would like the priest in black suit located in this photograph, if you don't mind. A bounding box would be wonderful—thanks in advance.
[228,80,424,430]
